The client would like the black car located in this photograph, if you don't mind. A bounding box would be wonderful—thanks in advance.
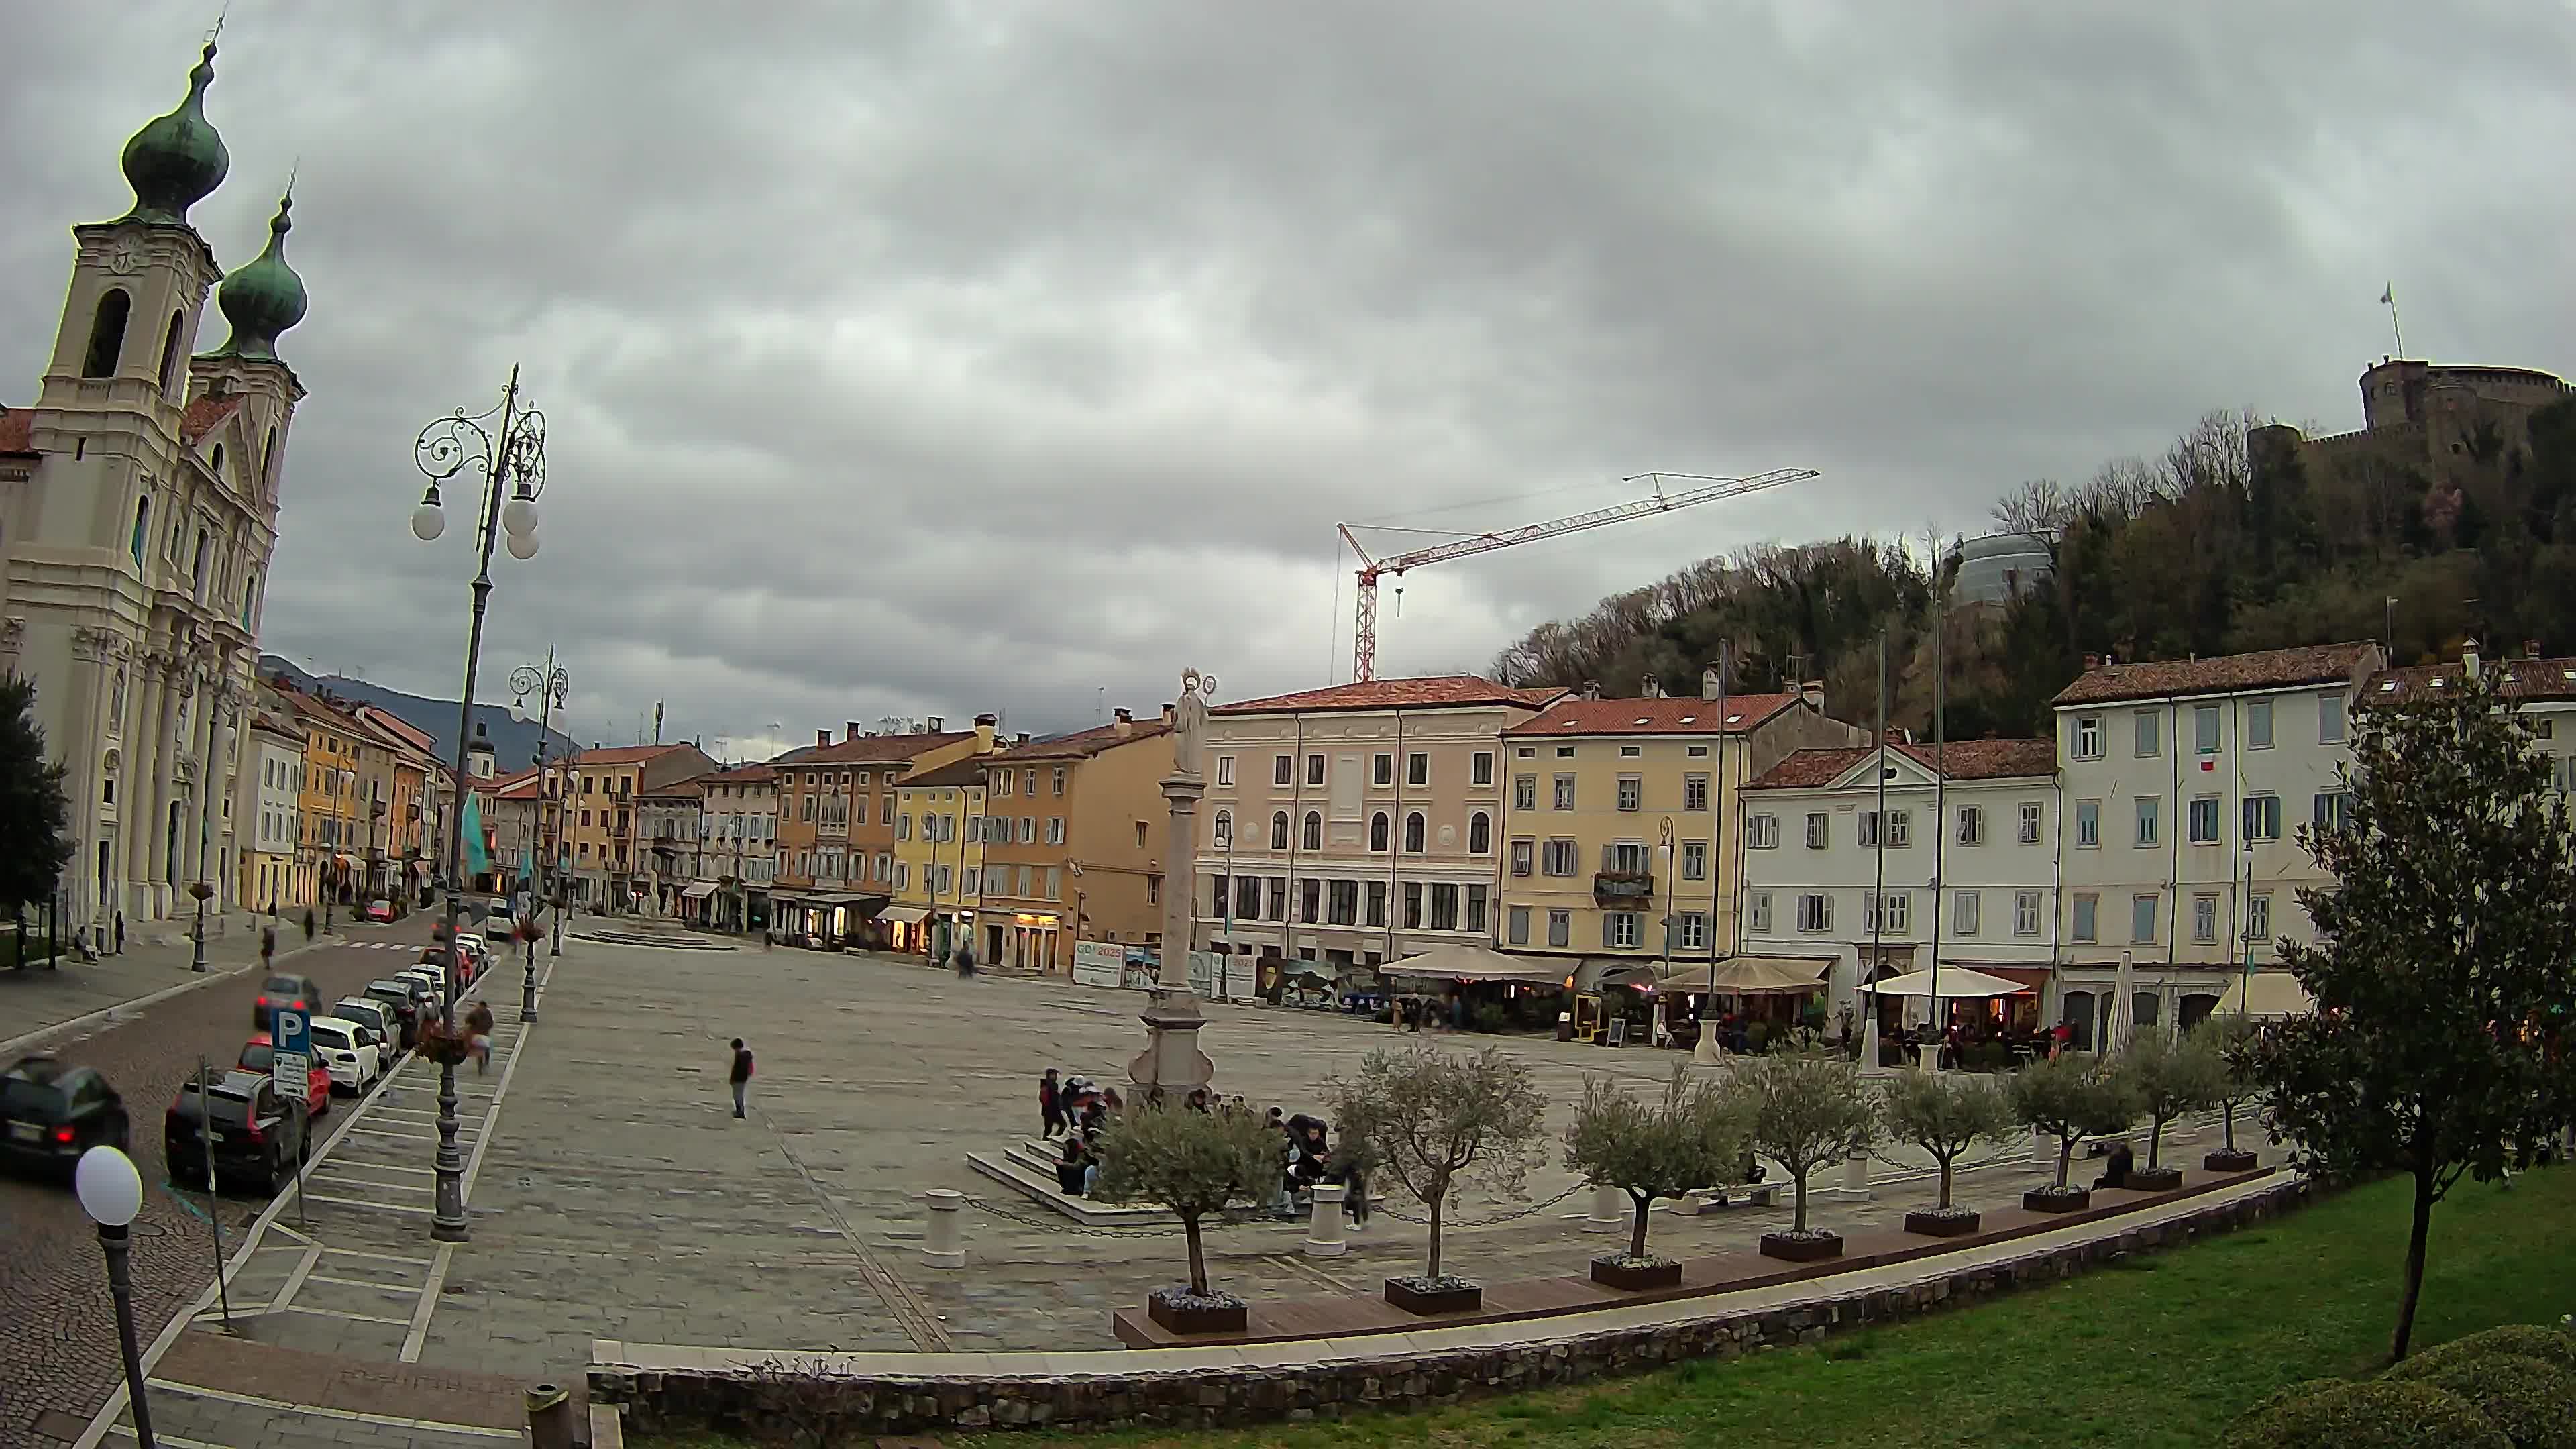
[252,972,323,1031]
[1,1057,130,1175]
[362,978,433,1047]
[166,1070,307,1195]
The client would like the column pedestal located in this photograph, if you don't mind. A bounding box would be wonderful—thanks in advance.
[1584,1183,1625,1232]
[1302,1183,1348,1256]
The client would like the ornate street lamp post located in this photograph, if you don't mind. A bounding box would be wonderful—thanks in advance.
[76,1146,156,1448]
[510,649,567,1018]
[187,879,213,972]
[410,367,549,1244]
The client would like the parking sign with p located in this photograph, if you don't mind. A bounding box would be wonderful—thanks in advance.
[272,1006,312,1104]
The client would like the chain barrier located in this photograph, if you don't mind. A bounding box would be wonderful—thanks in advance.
[963,1195,1307,1239]
[1369,1181,1585,1228]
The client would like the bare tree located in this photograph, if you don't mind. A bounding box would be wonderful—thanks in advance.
[1328,1044,1548,1284]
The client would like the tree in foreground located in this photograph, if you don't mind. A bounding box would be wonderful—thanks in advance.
[1328,1043,1547,1311]
[1093,1102,1278,1330]
[1739,1046,1877,1259]
[2122,1028,2226,1183]
[2009,1052,2136,1210]
[2248,663,2576,1363]
[0,676,75,968]
[1878,1066,2016,1235]
[2192,1014,2267,1171]
[1562,1063,1749,1285]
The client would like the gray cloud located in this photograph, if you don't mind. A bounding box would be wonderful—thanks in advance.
[7,1,2571,754]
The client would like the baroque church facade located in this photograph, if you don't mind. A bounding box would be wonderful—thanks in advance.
[0,40,309,944]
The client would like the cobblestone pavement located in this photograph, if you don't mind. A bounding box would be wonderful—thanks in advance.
[2,917,448,1446]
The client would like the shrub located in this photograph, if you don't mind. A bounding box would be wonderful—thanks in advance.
[2222,1379,2510,1448]
[2381,1324,2576,1381]
[2402,1356,2576,1449]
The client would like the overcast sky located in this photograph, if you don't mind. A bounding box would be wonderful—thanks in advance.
[7,3,2570,761]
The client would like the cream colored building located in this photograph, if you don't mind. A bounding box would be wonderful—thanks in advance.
[1497,677,1864,977]
[977,708,1175,971]
[1192,675,1561,971]
[0,43,309,947]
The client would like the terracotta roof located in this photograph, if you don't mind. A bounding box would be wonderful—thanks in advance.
[2369,656,2576,705]
[901,756,993,790]
[0,407,32,455]
[179,394,245,446]
[983,718,1173,761]
[772,731,977,769]
[1213,675,1564,716]
[568,743,689,766]
[248,712,303,741]
[2051,643,2378,706]
[1748,738,2059,790]
[486,769,543,800]
[700,763,775,783]
[640,778,706,800]
[1505,694,1802,737]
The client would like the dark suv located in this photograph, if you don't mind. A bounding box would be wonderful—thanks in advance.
[166,1071,308,1195]
[363,978,435,1047]
[1,1057,129,1176]
[252,973,323,1031]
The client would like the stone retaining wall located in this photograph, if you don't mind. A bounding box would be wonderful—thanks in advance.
[592,1179,2310,1438]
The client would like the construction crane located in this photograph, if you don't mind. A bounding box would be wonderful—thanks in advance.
[1337,468,1817,682]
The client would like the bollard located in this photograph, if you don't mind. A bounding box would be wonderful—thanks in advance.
[525,1383,576,1449]
[1303,1183,1348,1256]
[1840,1149,1871,1199]
[921,1189,966,1269]
[1585,1183,1625,1232]
[2031,1126,2053,1165]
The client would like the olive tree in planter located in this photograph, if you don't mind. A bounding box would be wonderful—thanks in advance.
[1328,1043,1548,1315]
[1878,1067,2016,1236]
[2121,1030,2225,1189]
[1562,1063,1749,1289]
[1742,1048,1878,1262]
[2193,1015,2265,1172]
[1093,1102,1280,1334]
[2009,1053,2136,1212]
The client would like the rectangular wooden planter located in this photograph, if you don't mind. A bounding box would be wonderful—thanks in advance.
[1903,1209,1981,1238]
[1384,1279,1483,1316]
[1148,1290,1248,1335]
[1758,1231,1843,1263]
[2204,1148,2259,1173]
[2125,1165,2185,1192]
[2023,1186,2091,1213]
[1589,1256,1683,1291]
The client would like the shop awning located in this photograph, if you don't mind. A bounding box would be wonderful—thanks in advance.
[1384,943,1569,987]
[1655,955,1833,996]
[1864,966,2033,998]
[680,881,718,900]
[878,905,930,926]
[1957,964,2052,994]
[2218,969,2314,1018]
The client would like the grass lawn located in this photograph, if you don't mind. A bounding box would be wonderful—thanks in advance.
[640,1164,2575,1449]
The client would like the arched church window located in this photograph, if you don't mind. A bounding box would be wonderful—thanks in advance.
[263,427,278,484]
[158,311,185,394]
[101,751,117,806]
[192,528,210,589]
[83,289,131,378]
[129,496,150,567]
[241,571,257,628]
[211,443,225,480]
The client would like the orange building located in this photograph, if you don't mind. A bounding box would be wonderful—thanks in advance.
[767,716,994,948]
[976,707,1175,971]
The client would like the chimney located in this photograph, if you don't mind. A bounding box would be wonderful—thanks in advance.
[1581,680,1602,701]
[926,716,945,733]
[1162,702,1176,726]
[1701,666,1722,701]
[1114,707,1134,737]
[973,712,997,750]
[2463,638,2481,680]
[1799,679,1826,713]
[2526,639,2544,661]
[1640,675,1660,698]
[1016,732,1032,746]
[845,721,862,742]
[816,729,830,748]
[2083,653,2101,672]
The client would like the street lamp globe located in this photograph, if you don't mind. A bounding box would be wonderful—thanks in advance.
[504,529,540,561]
[74,1146,144,1227]
[500,488,539,540]
[410,485,446,542]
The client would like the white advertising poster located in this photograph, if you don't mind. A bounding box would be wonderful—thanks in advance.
[1222,955,1260,1001]
[1071,940,1126,989]
[1187,950,1220,997]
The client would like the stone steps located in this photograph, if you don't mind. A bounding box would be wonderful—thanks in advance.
[963,1149,1182,1227]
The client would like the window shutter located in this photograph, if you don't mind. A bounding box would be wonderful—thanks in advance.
[1599,843,1613,873]
[1601,913,1616,947]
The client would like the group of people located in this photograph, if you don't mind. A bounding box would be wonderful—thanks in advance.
[1040,1069,1126,1197]
[1031,1071,1368,1225]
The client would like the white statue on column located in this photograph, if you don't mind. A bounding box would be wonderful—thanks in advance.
[1129,667,1220,1101]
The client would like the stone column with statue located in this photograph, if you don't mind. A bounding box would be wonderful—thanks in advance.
[1128,668,1220,1101]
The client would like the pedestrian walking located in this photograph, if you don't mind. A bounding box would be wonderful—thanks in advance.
[1039,1068,1064,1138]
[728,1037,754,1118]
[260,925,276,970]
[113,912,125,955]
[953,942,977,979]
[466,1000,496,1074]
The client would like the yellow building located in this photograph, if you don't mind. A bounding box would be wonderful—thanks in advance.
[1496,684,1864,985]
[890,756,989,960]
[560,743,715,911]
[274,686,366,908]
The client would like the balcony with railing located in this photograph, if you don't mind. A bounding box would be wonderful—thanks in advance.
[1593,871,1654,906]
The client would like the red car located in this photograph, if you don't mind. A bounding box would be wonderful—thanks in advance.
[237,1034,331,1118]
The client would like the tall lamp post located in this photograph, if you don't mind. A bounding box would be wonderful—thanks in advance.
[187,879,213,972]
[511,651,568,1018]
[75,1146,156,1449]
[410,368,549,1244]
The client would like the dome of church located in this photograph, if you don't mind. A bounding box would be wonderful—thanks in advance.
[119,42,230,226]
[205,192,307,362]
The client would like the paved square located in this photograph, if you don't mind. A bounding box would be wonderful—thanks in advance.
[411,935,2112,1377]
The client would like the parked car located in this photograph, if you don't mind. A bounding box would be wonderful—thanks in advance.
[362,979,430,1046]
[252,973,323,1031]
[330,998,400,1056]
[487,898,516,926]
[1,1057,129,1175]
[166,1071,308,1195]
[303,1016,383,1093]
[237,1034,333,1116]
[363,898,396,923]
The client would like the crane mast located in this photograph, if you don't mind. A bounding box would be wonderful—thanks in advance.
[1338,468,1817,682]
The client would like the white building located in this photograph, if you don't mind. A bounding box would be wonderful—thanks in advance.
[0,42,308,945]
[239,712,302,912]
[1739,738,2061,1034]
[696,762,777,932]
[2051,642,2382,1046]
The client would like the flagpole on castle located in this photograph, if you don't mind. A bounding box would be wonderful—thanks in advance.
[2381,284,2404,358]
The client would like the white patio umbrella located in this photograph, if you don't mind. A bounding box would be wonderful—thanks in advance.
[1860,965,2033,999]
[2110,951,2137,1053]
